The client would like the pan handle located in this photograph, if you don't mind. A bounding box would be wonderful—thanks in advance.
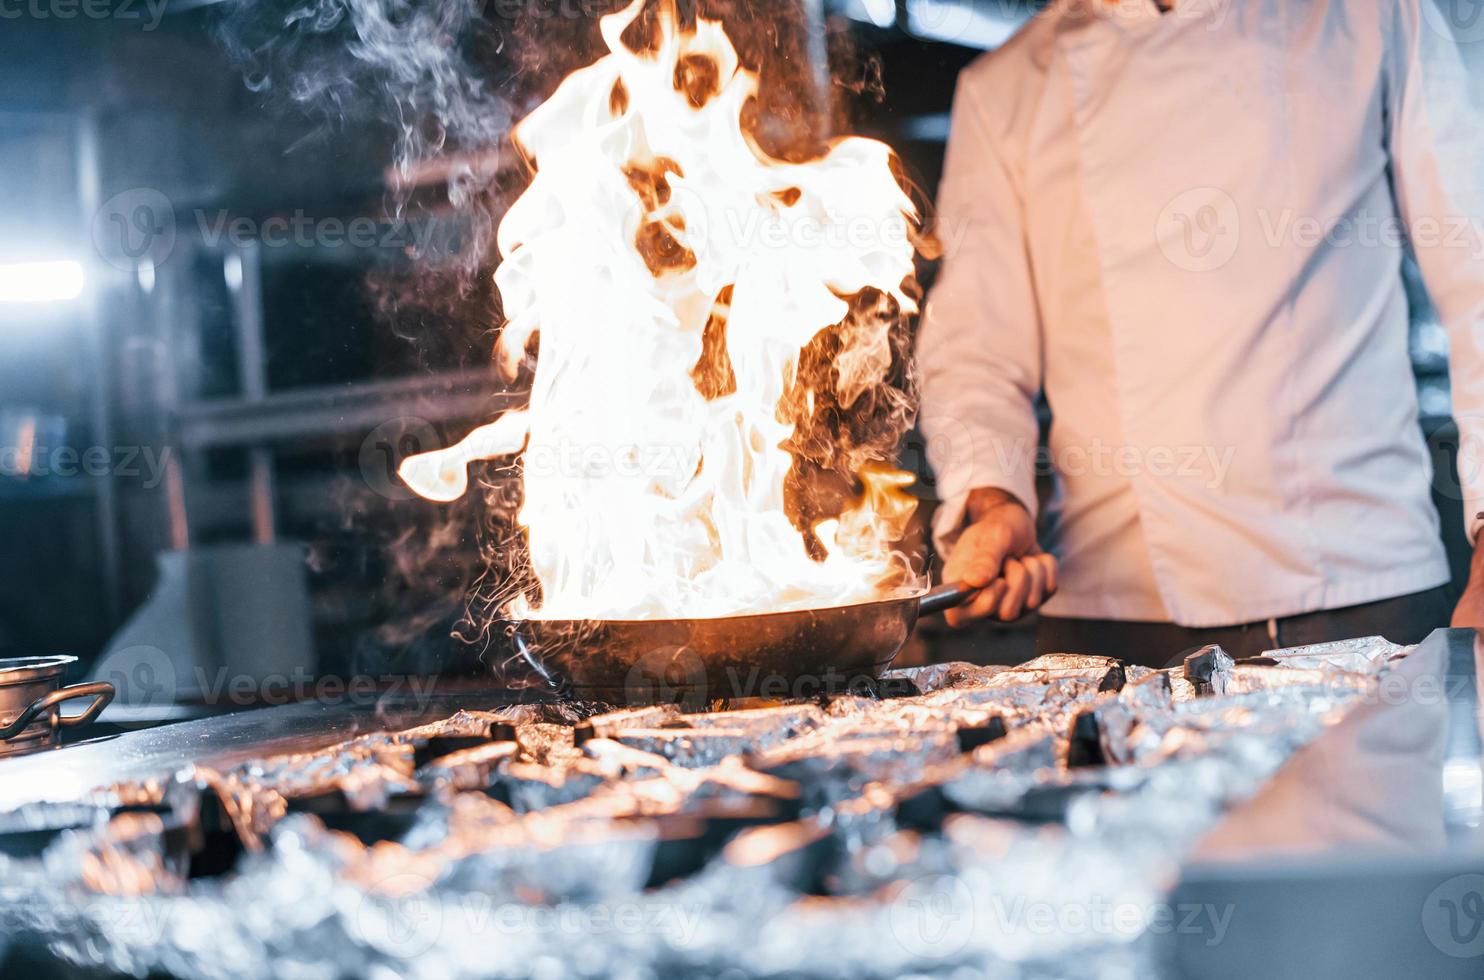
[0,682,115,742]
[918,582,980,617]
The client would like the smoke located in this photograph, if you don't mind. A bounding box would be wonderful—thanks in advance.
[215,0,514,288]
[214,0,512,164]
[781,284,920,564]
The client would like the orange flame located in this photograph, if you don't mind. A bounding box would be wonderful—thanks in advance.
[400,0,921,620]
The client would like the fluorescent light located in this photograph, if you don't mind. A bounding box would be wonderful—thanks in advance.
[0,261,86,304]
[841,0,897,28]
[907,0,1031,50]
[224,252,243,291]
[901,113,952,141]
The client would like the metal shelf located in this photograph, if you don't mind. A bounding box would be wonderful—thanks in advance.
[176,368,522,451]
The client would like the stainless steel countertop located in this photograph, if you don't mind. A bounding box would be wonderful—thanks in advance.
[1171,628,1484,979]
[0,682,541,811]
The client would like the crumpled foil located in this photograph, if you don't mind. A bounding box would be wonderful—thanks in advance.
[1258,635,1413,674]
[0,643,1402,979]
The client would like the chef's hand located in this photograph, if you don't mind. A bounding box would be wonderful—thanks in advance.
[1452,538,1484,629]
[941,488,1058,628]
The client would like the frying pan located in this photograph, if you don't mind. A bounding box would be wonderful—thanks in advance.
[510,583,977,704]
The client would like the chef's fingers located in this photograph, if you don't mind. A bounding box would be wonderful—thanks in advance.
[953,580,1007,627]
[1020,549,1058,602]
[1040,553,1059,597]
[945,580,1008,628]
[1033,553,1060,606]
[997,559,1031,621]
[1024,555,1048,611]
[942,523,1009,590]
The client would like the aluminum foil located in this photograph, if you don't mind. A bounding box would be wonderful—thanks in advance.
[0,643,1404,979]
[1258,635,1413,674]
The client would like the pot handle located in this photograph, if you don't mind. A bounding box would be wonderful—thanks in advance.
[0,682,115,742]
[918,582,979,617]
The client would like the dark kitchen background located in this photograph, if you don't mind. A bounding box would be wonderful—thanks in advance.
[0,0,1475,714]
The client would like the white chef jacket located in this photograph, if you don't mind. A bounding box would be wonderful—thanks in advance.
[917,0,1484,627]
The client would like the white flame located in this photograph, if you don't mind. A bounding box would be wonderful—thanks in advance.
[401,0,920,620]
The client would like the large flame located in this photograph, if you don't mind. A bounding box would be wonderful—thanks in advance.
[400,0,921,620]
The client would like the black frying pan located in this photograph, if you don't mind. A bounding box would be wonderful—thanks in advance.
[510,583,977,704]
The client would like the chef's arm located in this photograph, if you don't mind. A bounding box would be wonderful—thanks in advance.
[1461,544,1484,628]
[1384,0,1484,624]
[916,73,1055,624]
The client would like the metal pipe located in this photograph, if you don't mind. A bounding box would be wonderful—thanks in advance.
[225,244,277,545]
[801,0,834,138]
[75,111,123,621]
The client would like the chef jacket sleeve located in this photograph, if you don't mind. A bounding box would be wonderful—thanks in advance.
[1386,0,1484,542]
[915,69,1044,556]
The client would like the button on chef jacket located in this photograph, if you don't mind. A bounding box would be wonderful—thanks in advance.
[917,0,1484,627]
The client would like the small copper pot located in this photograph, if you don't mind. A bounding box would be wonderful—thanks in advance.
[0,656,114,758]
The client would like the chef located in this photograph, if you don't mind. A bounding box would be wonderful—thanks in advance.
[917,0,1484,664]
